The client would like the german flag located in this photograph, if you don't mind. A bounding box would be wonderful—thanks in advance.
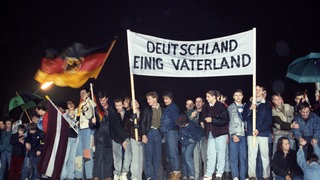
[35,40,116,88]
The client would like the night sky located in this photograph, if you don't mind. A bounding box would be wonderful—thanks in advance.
[1,0,320,118]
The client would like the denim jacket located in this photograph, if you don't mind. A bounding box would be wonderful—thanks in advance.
[297,144,320,180]
[228,102,245,137]
[160,103,179,133]
[292,112,320,142]
[178,120,204,146]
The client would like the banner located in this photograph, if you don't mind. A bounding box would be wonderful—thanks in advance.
[127,29,254,77]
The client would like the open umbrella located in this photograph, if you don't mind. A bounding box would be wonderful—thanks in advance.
[286,52,320,83]
[8,92,43,121]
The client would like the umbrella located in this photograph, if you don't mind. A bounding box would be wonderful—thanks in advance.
[286,52,320,83]
[8,92,43,121]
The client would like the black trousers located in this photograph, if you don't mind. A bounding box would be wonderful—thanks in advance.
[93,146,113,179]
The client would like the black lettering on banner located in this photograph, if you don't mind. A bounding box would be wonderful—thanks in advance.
[180,44,188,56]
[171,59,180,70]
[196,44,205,55]
[229,39,238,52]
[188,44,195,55]
[230,55,241,68]
[155,42,162,54]
[205,59,212,70]
[133,56,163,70]
[221,57,230,69]
[189,59,196,70]
[242,54,251,67]
[180,59,190,70]
[147,41,155,53]
[211,42,220,54]
[197,59,204,70]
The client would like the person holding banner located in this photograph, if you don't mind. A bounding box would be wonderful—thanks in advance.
[160,91,181,180]
[242,85,272,180]
[141,91,164,180]
[202,90,229,180]
[127,99,144,180]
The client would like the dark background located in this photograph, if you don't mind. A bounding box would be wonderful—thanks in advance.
[1,0,319,119]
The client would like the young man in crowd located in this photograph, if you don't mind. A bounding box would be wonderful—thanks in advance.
[243,85,272,180]
[160,91,181,180]
[141,91,164,180]
[228,89,247,180]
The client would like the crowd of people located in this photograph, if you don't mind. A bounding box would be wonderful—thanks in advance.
[1,85,320,180]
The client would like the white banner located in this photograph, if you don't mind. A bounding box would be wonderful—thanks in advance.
[127,29,254,77]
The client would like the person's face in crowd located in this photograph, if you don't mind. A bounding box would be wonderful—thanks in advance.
[123,99,131,109]
[300,107,311,120]
[5,120,12,131]
[147,95,157,107]
[185,100,195,111]
[80,89,89,101]
[99,97,108,108]
[18,129,24,136]
[233,92,243,104]
[295,95,305,105]
[281,139,290,152]
[163,96,172,106]
[272,95,283,108]
[206,93,216,104]
[115,101,124,113]
[219,95,227,103]
[36,108,46,116]
[256,86,265,99]
[195,98,204,110]
[31,116,39,124]
[0,121,5,130]
[29,129,36,134]
[67,100,75,110]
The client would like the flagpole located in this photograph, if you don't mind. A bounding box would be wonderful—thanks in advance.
[252,28,257,146]
[90,83,96,119]
[45,95,78,134]
[94,37,118,80]
[127,30,139,141]
[16,92,32,123]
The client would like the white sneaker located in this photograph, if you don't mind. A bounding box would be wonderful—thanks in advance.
[233,178,239,180]
[120,172,128,180]
[114,174,120,180]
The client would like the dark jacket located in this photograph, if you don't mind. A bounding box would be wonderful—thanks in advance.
[110,107,130,144]
[201,101,229,138]
[178,120,204,146]
[160,103,179,133]
[10,133,26,156]
[243,100,272,137]
[93,111,112,147]
[0,129,12,153]
[141,106,164,136]
[123,109,141,140]
[25,130,45,157]
[271,149,302,178]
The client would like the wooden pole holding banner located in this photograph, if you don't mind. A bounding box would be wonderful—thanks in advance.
[252,28,257,146]
[127,29,139,141]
